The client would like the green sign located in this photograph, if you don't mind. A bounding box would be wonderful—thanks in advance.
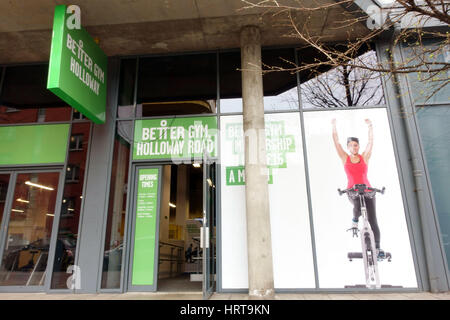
[0,124,70,166]
[47,5,107,124]
[133,117,218,160]
[225,120,295,185]
[132,168,160,286]
[226,166,273,185]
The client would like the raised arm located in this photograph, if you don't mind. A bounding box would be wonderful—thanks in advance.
[362,119,373,163]
[331,119,348,164]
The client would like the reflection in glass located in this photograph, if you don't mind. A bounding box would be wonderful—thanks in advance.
[262,48,298,111]
[0,174,11,228]
[117,59,137,118]
[301,51,385,109]
[404,39,449,105]
[51,122,91,289]
[0,106,72,124]
[72,109,88,121]
[219,98,242,113]
[136,100,215,117]
[0,172,60,286]
[219,52,243,113]
[137,54,217,103]
[136,54,217,117]
[101,121,132,289]
[416,105,450,270]
[0,65,70,124]
[45,107,72,122]
[264,86,298,111]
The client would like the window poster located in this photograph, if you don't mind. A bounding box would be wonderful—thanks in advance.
[303,108,417,288]
[220,113,315,289]
[132,168,160,286]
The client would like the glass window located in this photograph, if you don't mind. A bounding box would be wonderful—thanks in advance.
[117,59,137,118]
[136,54,217,117]
[51,122,91,289]
[219,49,299,113]
[69,134,84,151]
[219,113,315,289]
[219,51,243,113]
[101,120,132,289]
[44,107,72,122]
[262,48,299,111]
[72,109,88,121]
[303,108,417,288]
[219,98,242,114]
[300,50,385,109]
[65,165,80,183]
[0,172,60,286]
[0,65,71,124]
[0,174,11,228]
[404,39,449,105]
[416,105,450,271]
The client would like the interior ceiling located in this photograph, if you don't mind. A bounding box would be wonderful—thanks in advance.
[0,0,370,64]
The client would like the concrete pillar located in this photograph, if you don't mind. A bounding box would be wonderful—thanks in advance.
[240,26,275,299]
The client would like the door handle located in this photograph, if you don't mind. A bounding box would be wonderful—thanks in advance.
[200,227,209,249]
[200,227,204,249]
[205,227,209,249]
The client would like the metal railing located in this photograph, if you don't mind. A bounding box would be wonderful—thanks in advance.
[158,241,184,278]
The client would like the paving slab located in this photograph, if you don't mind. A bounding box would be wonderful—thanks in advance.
[273,294,306,300]
[0,291,449,300]
[327,294,359,300]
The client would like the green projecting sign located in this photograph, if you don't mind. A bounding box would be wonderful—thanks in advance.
[132,168,160,286]
[47,5,107,124]
[133,116,218,160]
[0,124,70,166]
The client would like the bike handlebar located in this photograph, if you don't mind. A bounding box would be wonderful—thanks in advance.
[338,184,385,196]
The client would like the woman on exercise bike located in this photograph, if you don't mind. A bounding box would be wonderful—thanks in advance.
[331,118,384,258]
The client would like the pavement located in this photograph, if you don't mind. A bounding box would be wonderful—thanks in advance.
[0,291,449,300]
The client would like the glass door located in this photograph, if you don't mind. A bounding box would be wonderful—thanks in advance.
[0,171,61,289]
[202,153,216,299]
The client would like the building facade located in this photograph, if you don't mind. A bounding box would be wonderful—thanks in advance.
[0,0,448,297]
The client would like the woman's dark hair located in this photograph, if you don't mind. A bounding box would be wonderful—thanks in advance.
[347,137,359,145]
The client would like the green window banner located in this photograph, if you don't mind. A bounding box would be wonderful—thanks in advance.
[133,116,218,160]
[220,113,317,289]
[224,119,295,186]
[0,124,70,166]
[132,168,160,286]
[226,166,273,185]
[47,5,107,124]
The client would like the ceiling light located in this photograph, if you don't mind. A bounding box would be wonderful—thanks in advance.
[11,209,24,213]
[46,213,55,217]
[68,208,75,211]
[169,202,176,208]
[16,198,29,203]
[25,181,54,191]
[192,163,201,168]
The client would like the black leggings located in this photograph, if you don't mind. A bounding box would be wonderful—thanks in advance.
[348,195,381,249]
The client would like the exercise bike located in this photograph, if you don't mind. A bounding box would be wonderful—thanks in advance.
[338,184,392,289]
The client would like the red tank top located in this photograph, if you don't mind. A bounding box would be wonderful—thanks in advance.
[344,154,371,189]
